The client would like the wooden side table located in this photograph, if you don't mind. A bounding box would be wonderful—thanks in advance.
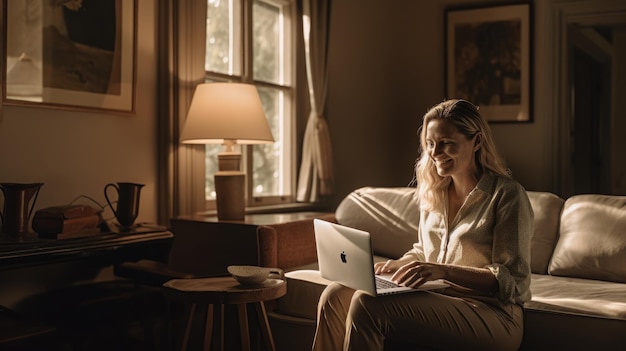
[169,212,332,276]
[163,276,287,351]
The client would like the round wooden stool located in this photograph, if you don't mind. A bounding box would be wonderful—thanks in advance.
[163,276,286,351]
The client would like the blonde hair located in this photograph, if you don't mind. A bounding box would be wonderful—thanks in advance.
[415,99,509,212]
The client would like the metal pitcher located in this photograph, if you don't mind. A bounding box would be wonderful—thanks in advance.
[0,182,44,237]
[104,182,144,229]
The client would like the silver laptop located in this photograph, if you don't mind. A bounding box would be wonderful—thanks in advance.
[314,219,449,296]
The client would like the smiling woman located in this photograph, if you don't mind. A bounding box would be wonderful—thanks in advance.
[416,99,509,214]
[313,99,534,351]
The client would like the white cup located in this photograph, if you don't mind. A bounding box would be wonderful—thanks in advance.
[227,265,284,285]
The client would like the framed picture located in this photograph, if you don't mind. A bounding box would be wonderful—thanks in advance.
[2,0,136,113]
[445,3,532,123]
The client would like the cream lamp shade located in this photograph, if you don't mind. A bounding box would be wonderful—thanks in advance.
[179,82,274,221]
[179,83,274,145]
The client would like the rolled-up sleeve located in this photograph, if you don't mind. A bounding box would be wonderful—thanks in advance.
[487,181,534,304]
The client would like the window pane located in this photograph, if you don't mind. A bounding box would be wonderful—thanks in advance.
[203,0,293,206]
[206,0,240,75]
[253,0,280,84]
[253,86,282,196]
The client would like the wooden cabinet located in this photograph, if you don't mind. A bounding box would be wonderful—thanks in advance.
[0,226,173,270]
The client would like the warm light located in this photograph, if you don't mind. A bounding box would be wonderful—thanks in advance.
[179,83,274,220]
[180,83,274,145]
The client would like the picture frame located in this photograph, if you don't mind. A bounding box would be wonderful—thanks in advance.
[445,3,532,123]
[2,0,137,113]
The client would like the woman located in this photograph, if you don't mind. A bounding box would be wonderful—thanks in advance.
[312,99,533,351]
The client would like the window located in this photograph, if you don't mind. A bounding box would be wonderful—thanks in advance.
[204,0,294,208]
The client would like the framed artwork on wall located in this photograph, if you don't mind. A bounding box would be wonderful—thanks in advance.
[2,0,137,113]
[445,3,532,123]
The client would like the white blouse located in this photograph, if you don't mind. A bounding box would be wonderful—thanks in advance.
[403,173,534,305]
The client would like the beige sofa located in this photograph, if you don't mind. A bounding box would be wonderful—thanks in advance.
[258,187,626,350]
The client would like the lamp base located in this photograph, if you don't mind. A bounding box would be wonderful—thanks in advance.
[214,171,245,220]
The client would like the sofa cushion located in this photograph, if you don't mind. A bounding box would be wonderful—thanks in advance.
[527,274,626,319]
[549,194,626,283]
[526,191,564,274]
[335,187,420,258]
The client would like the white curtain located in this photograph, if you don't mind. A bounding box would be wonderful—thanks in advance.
[297,0,334,202]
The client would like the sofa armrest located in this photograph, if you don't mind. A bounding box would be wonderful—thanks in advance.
[257,214,336,270]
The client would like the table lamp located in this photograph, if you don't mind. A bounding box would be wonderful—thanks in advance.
[180,83,274,220]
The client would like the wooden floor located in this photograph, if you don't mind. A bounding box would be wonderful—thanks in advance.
[5,281,268,351]
[6,281,169,351]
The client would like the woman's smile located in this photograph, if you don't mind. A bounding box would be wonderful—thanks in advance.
[425,119,478,178]
[434,158,453,170]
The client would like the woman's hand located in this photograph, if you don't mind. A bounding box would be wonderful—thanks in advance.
[391,261,448,289]
[374,259,405,275]
[390,261,499,293]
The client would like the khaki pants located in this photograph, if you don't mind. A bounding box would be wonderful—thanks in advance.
[312,282,523,351]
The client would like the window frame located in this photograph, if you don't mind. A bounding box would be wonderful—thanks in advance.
[203,0,297,211]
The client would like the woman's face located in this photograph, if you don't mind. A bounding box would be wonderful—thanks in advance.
[424,119,478,178]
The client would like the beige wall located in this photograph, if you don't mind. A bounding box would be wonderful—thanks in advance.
[0,0,158,226]
[326,0,555,206]
[0,0,158,310]
[0,0,623,219]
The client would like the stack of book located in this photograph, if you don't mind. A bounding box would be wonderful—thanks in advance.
[32,204,101,239]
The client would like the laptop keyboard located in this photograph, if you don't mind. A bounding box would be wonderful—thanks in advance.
[375,276,400,289]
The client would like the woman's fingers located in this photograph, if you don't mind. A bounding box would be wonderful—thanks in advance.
[391,261,438,288]
[373,261,385,274]
[392,261,421,283]
[374,260,397,274]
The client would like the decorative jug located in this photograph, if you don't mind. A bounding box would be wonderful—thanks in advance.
[104,182,144,230]
[0,183,44,237]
